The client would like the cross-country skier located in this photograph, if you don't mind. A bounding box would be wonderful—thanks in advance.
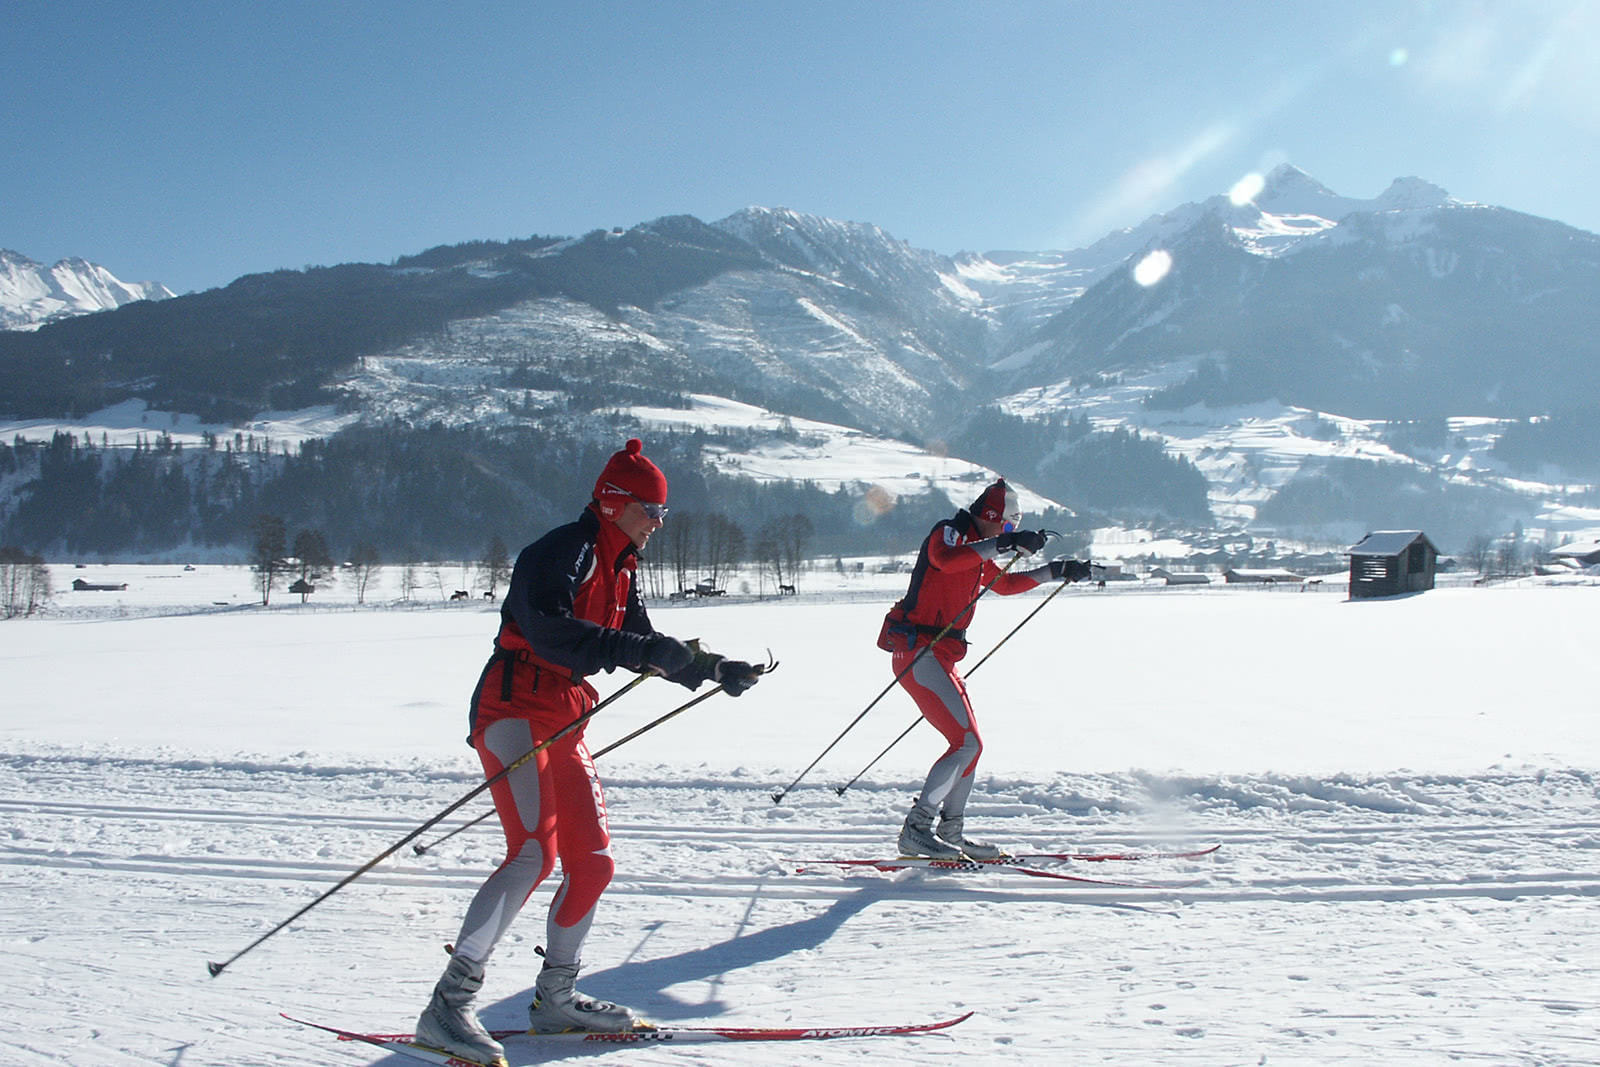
[877,478,1092,860]
[414,438,764,1066]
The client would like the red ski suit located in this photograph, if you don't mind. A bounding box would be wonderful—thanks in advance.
[879,511,1047,818]
[452,505,671,968]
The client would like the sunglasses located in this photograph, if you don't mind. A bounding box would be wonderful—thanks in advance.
[602,482,668,520]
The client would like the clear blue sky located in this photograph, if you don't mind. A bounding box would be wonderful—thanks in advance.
[6,1,1597,294]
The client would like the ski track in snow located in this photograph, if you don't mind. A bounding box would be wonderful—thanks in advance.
[4,751,1599,1066]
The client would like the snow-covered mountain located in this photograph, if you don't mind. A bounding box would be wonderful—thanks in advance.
[333,209,993,439]
[998,166,1600,422]
[0,249,173,331]
[4,166,1598,558]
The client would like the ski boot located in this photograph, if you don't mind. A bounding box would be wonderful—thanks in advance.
[898,801,962,858]
[415,953,508,1067]
[937,814,1005,860]
[527,960,647,1033]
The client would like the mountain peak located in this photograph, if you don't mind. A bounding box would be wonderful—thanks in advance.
[1260,163,1338,201]
[1,249,173,331]
[1254,165,1350,217]
[1373,176,1451,211]
[1248,164,1453,223]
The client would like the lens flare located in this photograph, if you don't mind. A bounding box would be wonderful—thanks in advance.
[853,484,898,525]
[1228,172,1266,206]
[1133,249,1173,287]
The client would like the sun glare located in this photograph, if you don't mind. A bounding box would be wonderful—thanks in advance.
[1133,249,1173,287]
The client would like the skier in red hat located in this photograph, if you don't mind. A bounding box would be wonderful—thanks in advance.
[877,478,1092,859]
[415,439,763,1064]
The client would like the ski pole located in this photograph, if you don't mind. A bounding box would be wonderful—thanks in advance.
[770,552,1023,805]
[414,652,779,854]
[593,651,776,758]
[206,669,653,978]
[832,564,1085,797]
[411,804,494,856]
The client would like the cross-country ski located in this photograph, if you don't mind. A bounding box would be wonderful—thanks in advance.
[284,1009,973,1060]
[791,855,1201,889]
[1008,843,1222,862]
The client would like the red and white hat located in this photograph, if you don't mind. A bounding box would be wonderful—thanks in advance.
[594,438,668,520]
[971,478,1020,529]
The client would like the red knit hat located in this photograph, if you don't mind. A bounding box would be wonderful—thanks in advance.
[971,478,1020,528]
[594,438,668,519]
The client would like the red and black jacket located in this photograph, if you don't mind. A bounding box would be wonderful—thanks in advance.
[878,509,1042,658]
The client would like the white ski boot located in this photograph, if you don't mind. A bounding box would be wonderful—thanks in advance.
[937,815,1005,860]
[898,802,962,858]
[414,953,507,1067]
[526,960,646,1033]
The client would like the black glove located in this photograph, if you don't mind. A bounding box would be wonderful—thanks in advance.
[1049,558,1094,582]
[714,658,762,697]
[996,529,1048,555]
[638,634,695,676]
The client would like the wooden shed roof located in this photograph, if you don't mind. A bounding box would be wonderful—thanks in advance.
[1348,530,1436,557]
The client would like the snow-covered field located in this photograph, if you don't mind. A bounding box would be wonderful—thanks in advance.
[4,569,1598,1066]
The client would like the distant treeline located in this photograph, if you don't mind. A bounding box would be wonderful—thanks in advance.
[1254,457,1535,549]
[1491,409,1600,482]
[0,422,1068,562]
[949,407,1212,524]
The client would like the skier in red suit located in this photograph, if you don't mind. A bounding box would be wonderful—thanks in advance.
[878,478,1091,859]
[415,439,763,1064]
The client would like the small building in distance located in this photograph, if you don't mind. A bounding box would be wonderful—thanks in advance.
[1150,568,1211,586]
[71,578,128,591]
[1348,530,1438,599]
[1222,567,1303,585]
[1551,539,1600,568]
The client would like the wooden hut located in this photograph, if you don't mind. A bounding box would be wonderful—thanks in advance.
[1222,567,1302,584]
[1347,531,1438,598]
[1150,568,1211,586]
[71,578,128,591]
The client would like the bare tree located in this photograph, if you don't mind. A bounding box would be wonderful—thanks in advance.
[291,528,334,602]
[251,514,287,605]
[1463,534,1495,577]
[481,536,512,599]
[1531,532,1558,572]
[0,546,51,618]
[704,514,745,590]
[638,541,668,600]
[661,510,701,595]
[1495,524,1524,578]
[754,521,785,596]
[347,542,382,605]
[779,512,814,591]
